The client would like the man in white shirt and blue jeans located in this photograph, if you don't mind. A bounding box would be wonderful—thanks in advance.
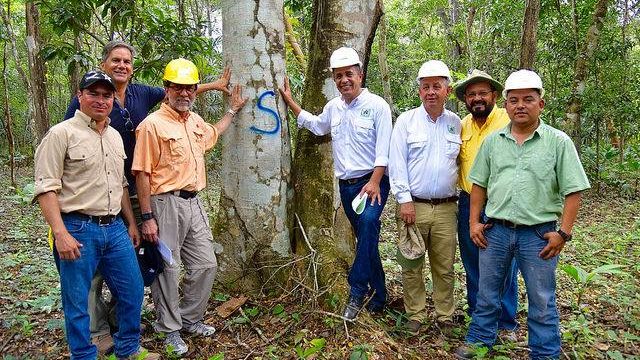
[389,60,462,334]
[280,47,393,321]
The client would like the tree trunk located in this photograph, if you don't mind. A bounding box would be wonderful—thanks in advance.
[216,0,292,294]
[2,43,16,187]
[565,0,610,153]
[69,34,82,95]
[26,0,50,144]
[519,0,540,68]
[292,0,382,298]
[284,11,306,70]
[377,5,396,118]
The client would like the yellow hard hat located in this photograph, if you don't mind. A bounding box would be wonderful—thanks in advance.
[163,58,200,85]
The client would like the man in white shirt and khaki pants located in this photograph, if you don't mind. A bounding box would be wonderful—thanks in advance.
[280,47,393,321]
[389,60,462,335]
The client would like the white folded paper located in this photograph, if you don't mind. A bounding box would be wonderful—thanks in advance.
[351,193,368,215]
[158,239,175,266]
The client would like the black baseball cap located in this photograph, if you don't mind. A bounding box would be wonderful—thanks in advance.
[136,241,164,287]
[79,70,116,92]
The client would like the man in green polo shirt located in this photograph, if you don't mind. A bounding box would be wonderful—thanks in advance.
[455,69,590,360]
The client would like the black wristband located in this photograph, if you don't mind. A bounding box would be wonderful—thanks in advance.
[557,229,572,242]
[141,212,154,221]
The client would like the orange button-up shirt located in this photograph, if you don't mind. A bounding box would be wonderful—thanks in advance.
[132,103,218,195]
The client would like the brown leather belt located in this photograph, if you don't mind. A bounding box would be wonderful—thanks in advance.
[412,196,459,205]
[65,212,118,226]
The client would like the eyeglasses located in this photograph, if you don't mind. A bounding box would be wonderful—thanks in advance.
[121,107,134,131]
[167,84,197,94]
[465,90,492,98]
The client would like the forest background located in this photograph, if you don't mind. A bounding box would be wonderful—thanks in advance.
[0,0,639,359]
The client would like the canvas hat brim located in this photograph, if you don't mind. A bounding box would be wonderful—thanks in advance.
[454,74,503,102]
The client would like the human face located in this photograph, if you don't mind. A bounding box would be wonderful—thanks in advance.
[464,82,497,119]
[165,83,197,113]
[505,88,545,128]
[418,77,451,115]
[77,83,115,121]
[332,65,363,103]
[100,47,133,85]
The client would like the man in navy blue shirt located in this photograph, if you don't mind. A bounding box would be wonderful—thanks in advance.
[64,40,231,354]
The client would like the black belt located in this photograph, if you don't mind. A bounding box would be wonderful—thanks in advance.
[487,218,555,229]
[339,172,373,185]
[412,196,458,205]
[64,212,118,226]
[171,189,198,199]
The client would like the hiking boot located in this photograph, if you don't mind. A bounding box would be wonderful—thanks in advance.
[342,297,363,321]
[404,319,421,335]
[118,346,161,360]
[164,331,188,356]
[184,321,216,337]
[454,344,478,359]
[497,329,518,344]
[91,333,114,355]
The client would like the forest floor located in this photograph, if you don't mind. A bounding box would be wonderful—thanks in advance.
[0,163,638,360]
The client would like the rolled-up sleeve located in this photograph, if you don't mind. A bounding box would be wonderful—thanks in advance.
[389,116,412,203]
[374,103,392,167]
[132,121,161,175]
[33,129,66,199]
[297,108,331,136]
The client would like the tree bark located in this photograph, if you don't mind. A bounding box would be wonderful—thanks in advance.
[26,0,50,144]
[565,0,610,153]
[2,42,16,187]
[292,0,382,298]
[377,5,396,118]
[216,0,292,294]
[519,0,540,68]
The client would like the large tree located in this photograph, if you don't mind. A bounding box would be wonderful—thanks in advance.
[215,0,293,293]
[292,0,383,297]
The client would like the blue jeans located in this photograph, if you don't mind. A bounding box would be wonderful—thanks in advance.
[457,191,518,330]
[54,214,143,359]
[339,174,390,310]
[466,221,560,359]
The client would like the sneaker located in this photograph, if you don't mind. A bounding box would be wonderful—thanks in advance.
[404,319,421,335]
[454,344,478,359]
[164,331,188,356]
[91,333,114,355]
[118,346,161,360]
[342,297,363,321]
[183,321,216,337]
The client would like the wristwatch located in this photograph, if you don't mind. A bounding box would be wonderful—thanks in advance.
[557,229,572,242]
[141,212,154,222]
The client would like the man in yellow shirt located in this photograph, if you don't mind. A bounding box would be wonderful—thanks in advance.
[455,70,518,335]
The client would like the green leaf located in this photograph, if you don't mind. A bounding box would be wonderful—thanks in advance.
[272,303,285,315]
[349,348,368,360]
[207,353,224,360]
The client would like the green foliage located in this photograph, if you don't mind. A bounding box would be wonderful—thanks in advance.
[294,337,326,359]
[349,344,372,360]
[208,353,225,360]
[5,182,35,205]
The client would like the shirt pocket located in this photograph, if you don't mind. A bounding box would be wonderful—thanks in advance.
[67,144,100,179]
[444,133,462,159]
[331,117,342,138]
[192,126,206,154]
[160,132,187,165]
[459,132,473,161]
[529,151,555,180]
[407,134,429,159]
[353,116,374,141]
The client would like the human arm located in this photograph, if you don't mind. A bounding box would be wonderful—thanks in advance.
[469,184,490,249]
[135,171,158,244]
[360,166,386,206]
[361,102,393,205]
[278,76,303,117]
[213,84,248,135]
[120,188,140,247]
[539,191,582,259]
[37,192,82,260]
[196,67,231,96]
[388,116,415,224]
[279,76,332,135]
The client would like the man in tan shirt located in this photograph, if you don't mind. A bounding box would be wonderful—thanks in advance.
[132,58,247,356]
[34,70,158,359]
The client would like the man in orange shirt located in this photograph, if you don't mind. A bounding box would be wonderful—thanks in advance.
[132,58,247,356]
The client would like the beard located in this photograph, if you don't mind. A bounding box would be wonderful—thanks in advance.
[466,101,494,118]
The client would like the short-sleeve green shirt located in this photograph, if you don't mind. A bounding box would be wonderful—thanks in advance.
[469,121,591,225]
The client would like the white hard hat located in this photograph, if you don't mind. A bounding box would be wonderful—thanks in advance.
[416,60,452,83]
[329,47,362,69]
[502,69,545,98]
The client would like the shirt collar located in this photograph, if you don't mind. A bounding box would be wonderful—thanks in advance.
[342,88,369,107]
[420,104,446,123]
[159,103,190,123]
[74,109,111,130]
[499,119,546,141]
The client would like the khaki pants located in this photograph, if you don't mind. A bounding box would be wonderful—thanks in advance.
[401,201,457,322]
[150,193,217,333]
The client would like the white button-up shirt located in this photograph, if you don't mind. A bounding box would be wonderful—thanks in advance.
[389,105,461,203]
[298,89,393,180]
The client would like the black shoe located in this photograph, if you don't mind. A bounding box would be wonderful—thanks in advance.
[454,344,477,359]
[366,303,385,315]
[342,297,363,321]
